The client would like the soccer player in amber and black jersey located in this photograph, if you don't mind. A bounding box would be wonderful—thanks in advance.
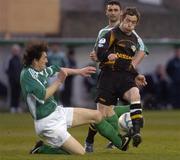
[96,7,147,148]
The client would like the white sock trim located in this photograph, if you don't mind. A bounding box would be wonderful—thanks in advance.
[130,109,142,113]
[131,101,141,104]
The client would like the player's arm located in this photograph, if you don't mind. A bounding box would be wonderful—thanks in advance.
[23,69,61,102]
[46,66,96,100]
[45,69,66,100]
[61,66,96,77]
[135,74,147,88]
[132,51,145,68]
[90,29,105,62]
[132,31,149,68]
[45,65,61,77]
[96,31,113,62]
[90,27,113,62]
[42,65,65,100]
[90,50,98,62]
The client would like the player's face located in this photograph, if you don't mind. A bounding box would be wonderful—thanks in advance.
[121,15,138,33]
[106,4,121,23]
[35,51,48,71]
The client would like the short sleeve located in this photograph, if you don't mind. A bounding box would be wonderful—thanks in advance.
[45,65,61,78]
[133,30,149,55]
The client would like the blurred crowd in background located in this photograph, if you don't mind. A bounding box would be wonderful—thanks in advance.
[0,43,179,113]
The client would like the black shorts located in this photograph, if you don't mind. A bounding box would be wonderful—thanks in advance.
[95,69,137,105]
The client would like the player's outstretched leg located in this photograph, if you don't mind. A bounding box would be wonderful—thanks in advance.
[95,118,131,151]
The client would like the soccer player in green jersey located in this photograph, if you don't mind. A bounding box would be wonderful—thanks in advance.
[85,0,148,152]
[20,40,131,155]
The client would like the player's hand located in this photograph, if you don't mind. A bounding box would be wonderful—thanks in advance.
[57,69,68,84]
[79,66,96,77]
[108,53,118,61]
[90,51,98,62]
[135,74,147,88]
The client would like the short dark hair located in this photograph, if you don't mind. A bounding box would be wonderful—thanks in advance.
[105,0,122,9]
[23,40,48,67]
[122,7,140,23]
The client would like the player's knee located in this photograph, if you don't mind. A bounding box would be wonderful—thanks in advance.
[132,88,141,100]
[80,149,85,155]
[127,87,141,101]
[94,110,103,123]
[75,148,85,155]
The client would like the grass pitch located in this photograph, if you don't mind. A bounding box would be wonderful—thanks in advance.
[0,110,180,160]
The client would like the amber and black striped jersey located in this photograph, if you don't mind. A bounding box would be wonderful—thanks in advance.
[96,26,140,71]
[94,25,148,55]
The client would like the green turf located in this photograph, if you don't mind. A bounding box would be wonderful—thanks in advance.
[0,110,180,160]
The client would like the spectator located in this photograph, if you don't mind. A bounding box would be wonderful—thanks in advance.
[61,47,77,106]
[0,80,7,99]
[83,63,98,101]
[6,44,22,113]
[48,43,67,104]
[142,64,170,109]
[166,47,180,108]
[48,43,66,67]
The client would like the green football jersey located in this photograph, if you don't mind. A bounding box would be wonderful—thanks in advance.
[94,25,149,54]
[20,65,60,120]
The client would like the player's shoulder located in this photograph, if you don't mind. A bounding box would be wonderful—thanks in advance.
[21,67,29,76]
[99,25,112,32]
[22,67,38,80]
[132,30,140,38]
[111,25,120,33]
[109,25,123,39]
[125,30,138,42]
[98,26,113,36]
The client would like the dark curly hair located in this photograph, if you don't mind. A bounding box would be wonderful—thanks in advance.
[122,7,140,23]
[23,40,48,67]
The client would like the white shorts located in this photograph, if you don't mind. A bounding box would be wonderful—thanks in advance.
[34,105,74,147]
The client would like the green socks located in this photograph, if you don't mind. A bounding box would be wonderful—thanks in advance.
[105,114,119,132]
[38,144,69,154]
[114,105,130,117]
[95,119,122,149]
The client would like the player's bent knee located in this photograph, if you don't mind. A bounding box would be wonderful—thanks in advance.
[94,110,103,123]
[72,148,85,155]
[62,135,85,155]
[77,149,85,155]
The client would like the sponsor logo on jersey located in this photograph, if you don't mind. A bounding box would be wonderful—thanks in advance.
[98,38,106,47]
[131,45,136,52]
